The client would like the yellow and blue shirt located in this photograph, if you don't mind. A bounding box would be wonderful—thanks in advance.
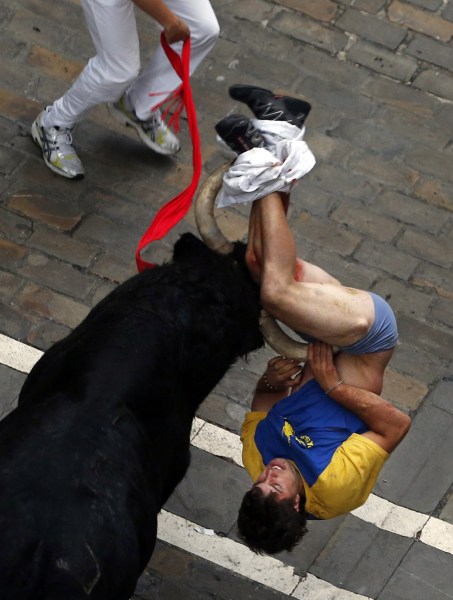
[241,379,388,520]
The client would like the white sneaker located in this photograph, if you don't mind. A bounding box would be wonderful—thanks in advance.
[108,94,180,155]
[31,109,84,180]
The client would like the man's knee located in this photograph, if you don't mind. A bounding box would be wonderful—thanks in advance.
[260,278,287,315]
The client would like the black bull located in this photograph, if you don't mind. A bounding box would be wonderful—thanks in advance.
[0,233,263,599]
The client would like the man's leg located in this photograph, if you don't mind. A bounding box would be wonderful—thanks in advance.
[255,192,375,349]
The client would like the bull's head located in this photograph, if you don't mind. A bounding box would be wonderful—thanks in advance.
[194,161,307,362]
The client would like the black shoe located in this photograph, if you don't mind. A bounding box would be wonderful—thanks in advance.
[215,114,265,155]
[229,84,311,128]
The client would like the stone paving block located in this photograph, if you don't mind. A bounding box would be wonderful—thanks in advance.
[15,283,90,329]
[440,490,453,524]
[354,238,419,280]
[348,150,420,190]
[294,214,363,257]
[362,75,437,117]
[196,391,248,435]
[397,229,453,269]
[306,131,356,167]
[73,214,140,257]
[391,336,447,384]
[372,278,433,321]
[329,116,407,157]
[336,8,408,50]
[277,516,347,575]
[374,402,453,511]
[297,75,377,120]
[375,104,451,151]
[310,515,413,598]
[389,0,453,42]
[87,252,136,285]
[26,319,72,351]
[135,541,290,600]
[331,202,401,242]
[379,540,453,600]
[0,270,22,303]
[406,33,453,72]
[164,447,250,534]
[0,302,38,342]
[431,297,453,329]
[405,0,443,10]
[27,227,101,269]
[294,43,374,91]
[374,190,449,234]
[8,191,84,231]
[232,0,278,22]
[0,239,28,268]
[414,178,453,213]
[288,182,339,219]
[208,361,260,411]
[271,11,348,54]
[0,206,32,244]
[397,314,453,361]
[0,365,24,420]
[413,67,453,102]
[18,254,97,300]
[309,163,381,201]
[27,44,83,83]
[311,248,379,290]
[351,0,387,14]
[443,0,453,21]
[274,0,338,22]
[0,145,23,175]
[381,368,428,411]
[425,378,453,415]
[347,39,418,81]
[406,145,453,183]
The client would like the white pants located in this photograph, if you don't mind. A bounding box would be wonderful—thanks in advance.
[43,0,219,128]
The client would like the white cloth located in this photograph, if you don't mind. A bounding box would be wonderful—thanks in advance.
[216,120,316,208]
[43,0,219,128]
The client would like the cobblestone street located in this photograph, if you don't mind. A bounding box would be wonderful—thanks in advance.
[1,0,453,598]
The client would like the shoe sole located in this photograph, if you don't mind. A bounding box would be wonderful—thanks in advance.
[31,121,84,180]
[108,103,180,156]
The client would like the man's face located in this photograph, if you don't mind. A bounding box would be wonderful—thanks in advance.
[253,458,301,509]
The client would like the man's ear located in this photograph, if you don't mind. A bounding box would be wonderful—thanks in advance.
[293,494,300,512]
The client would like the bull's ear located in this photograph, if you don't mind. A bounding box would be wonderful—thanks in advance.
[173,232,212,262]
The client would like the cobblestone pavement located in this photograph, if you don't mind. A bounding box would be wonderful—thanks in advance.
[1,0,453,598]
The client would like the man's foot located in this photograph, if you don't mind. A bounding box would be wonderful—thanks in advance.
[108,94,180,155]
[229,84,311,128]
[31,110,84,180]
[215,114,265,154]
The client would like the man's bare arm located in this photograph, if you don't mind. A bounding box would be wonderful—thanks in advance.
[132,0,190,43]
[308,342,411,453]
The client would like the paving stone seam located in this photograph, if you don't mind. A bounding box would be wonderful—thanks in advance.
[2,333,453,557]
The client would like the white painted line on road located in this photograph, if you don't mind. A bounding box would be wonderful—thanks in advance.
[420,517,453,555]
[0,334,42,373]
[158,510,372,599]
[1,334,452,560]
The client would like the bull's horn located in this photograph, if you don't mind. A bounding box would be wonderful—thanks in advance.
[194,161,234,255]
[260,310,308,362]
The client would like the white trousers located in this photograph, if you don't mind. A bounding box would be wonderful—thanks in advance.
[43,0,219,128]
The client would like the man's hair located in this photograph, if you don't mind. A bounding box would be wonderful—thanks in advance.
[237,487,308,555]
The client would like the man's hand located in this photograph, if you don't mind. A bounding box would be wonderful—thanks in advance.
[308,342,410,452]
[264,356,303,391]
[132,0,190,44]
[307,341,341,393]
[163,16,190,44]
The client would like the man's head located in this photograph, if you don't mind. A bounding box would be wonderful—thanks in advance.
[237,459,308,554]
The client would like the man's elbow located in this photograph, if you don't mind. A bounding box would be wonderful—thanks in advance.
[389,411,411,450]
